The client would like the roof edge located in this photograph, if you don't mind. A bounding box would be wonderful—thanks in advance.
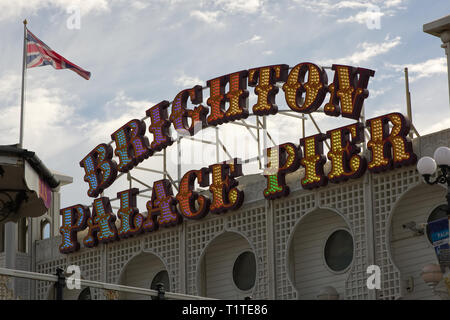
[0,144,60,189]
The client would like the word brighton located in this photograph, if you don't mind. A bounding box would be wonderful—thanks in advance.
[59,62,417,253]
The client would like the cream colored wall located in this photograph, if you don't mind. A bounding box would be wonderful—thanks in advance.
[390,184,445,300]
[289,209,351,300]
[119,252,167,300]
[200,232,253,299]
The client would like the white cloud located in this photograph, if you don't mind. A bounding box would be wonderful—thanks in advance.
[0,73,21,106]
[383,0,406,8]
[351,36,401,63]
[0,0,177,21]
[87,91,156,144]
[130,1,148,10]
[104,90,153,114]
[193,0,267,23]
[0,70,156,174]
[371,105,402,117]
[173,72,204,89]
[6,84,161,208]
[0,73,87,159]
[292,0,406,21]
[190,10,222,25]
[337,7,384,24]
[23,89,81,156]
[427,117,450,135]
[293,0,407,10]
[238,35,264,46]
[385,57,447,82]
[213,0,263,14]
[371,73,395,82]
[335,1,371,9]
[0,0,110,21]
[368,88,387,98]
[291,0,332,16]
[319,35,401,65]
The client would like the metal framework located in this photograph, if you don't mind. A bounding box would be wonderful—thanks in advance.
[89,68,420,211]
[97,111,309,208]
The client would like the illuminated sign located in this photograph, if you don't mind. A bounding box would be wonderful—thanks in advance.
[59,62,417,254]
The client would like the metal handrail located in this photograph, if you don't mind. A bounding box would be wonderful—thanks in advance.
[0,267,216,300]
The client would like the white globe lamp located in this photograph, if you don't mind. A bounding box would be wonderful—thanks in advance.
[433,146,450,166]
[417,156,437,176]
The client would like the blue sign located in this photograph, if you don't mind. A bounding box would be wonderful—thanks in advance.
[429,217,450,266]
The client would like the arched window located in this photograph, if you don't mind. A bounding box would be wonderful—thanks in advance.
[41,219,51,240]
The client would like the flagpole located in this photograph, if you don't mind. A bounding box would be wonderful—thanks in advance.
[19,19,27,149]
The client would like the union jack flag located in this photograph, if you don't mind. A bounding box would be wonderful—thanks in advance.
[26,28,91,80]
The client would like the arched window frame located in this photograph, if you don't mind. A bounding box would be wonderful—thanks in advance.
[41,219,51,240]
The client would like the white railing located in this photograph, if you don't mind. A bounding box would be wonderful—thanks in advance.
[0,267,216,300]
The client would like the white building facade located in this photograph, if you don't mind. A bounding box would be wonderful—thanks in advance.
[25,128,450,300]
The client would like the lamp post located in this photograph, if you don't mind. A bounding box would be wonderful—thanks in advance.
[417,146,450,208]
[417,146,450,299]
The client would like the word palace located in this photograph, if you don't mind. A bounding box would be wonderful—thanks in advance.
[59,62,417,253]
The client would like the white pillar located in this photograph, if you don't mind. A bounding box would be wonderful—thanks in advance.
[4,221,17,293]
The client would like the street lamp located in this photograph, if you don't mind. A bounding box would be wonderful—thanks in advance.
[417,146,450,299]
[417,146,450,207]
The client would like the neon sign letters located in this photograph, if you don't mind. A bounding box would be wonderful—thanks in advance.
[60,62,417,253]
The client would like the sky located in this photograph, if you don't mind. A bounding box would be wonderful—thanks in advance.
[0,0,449,210]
